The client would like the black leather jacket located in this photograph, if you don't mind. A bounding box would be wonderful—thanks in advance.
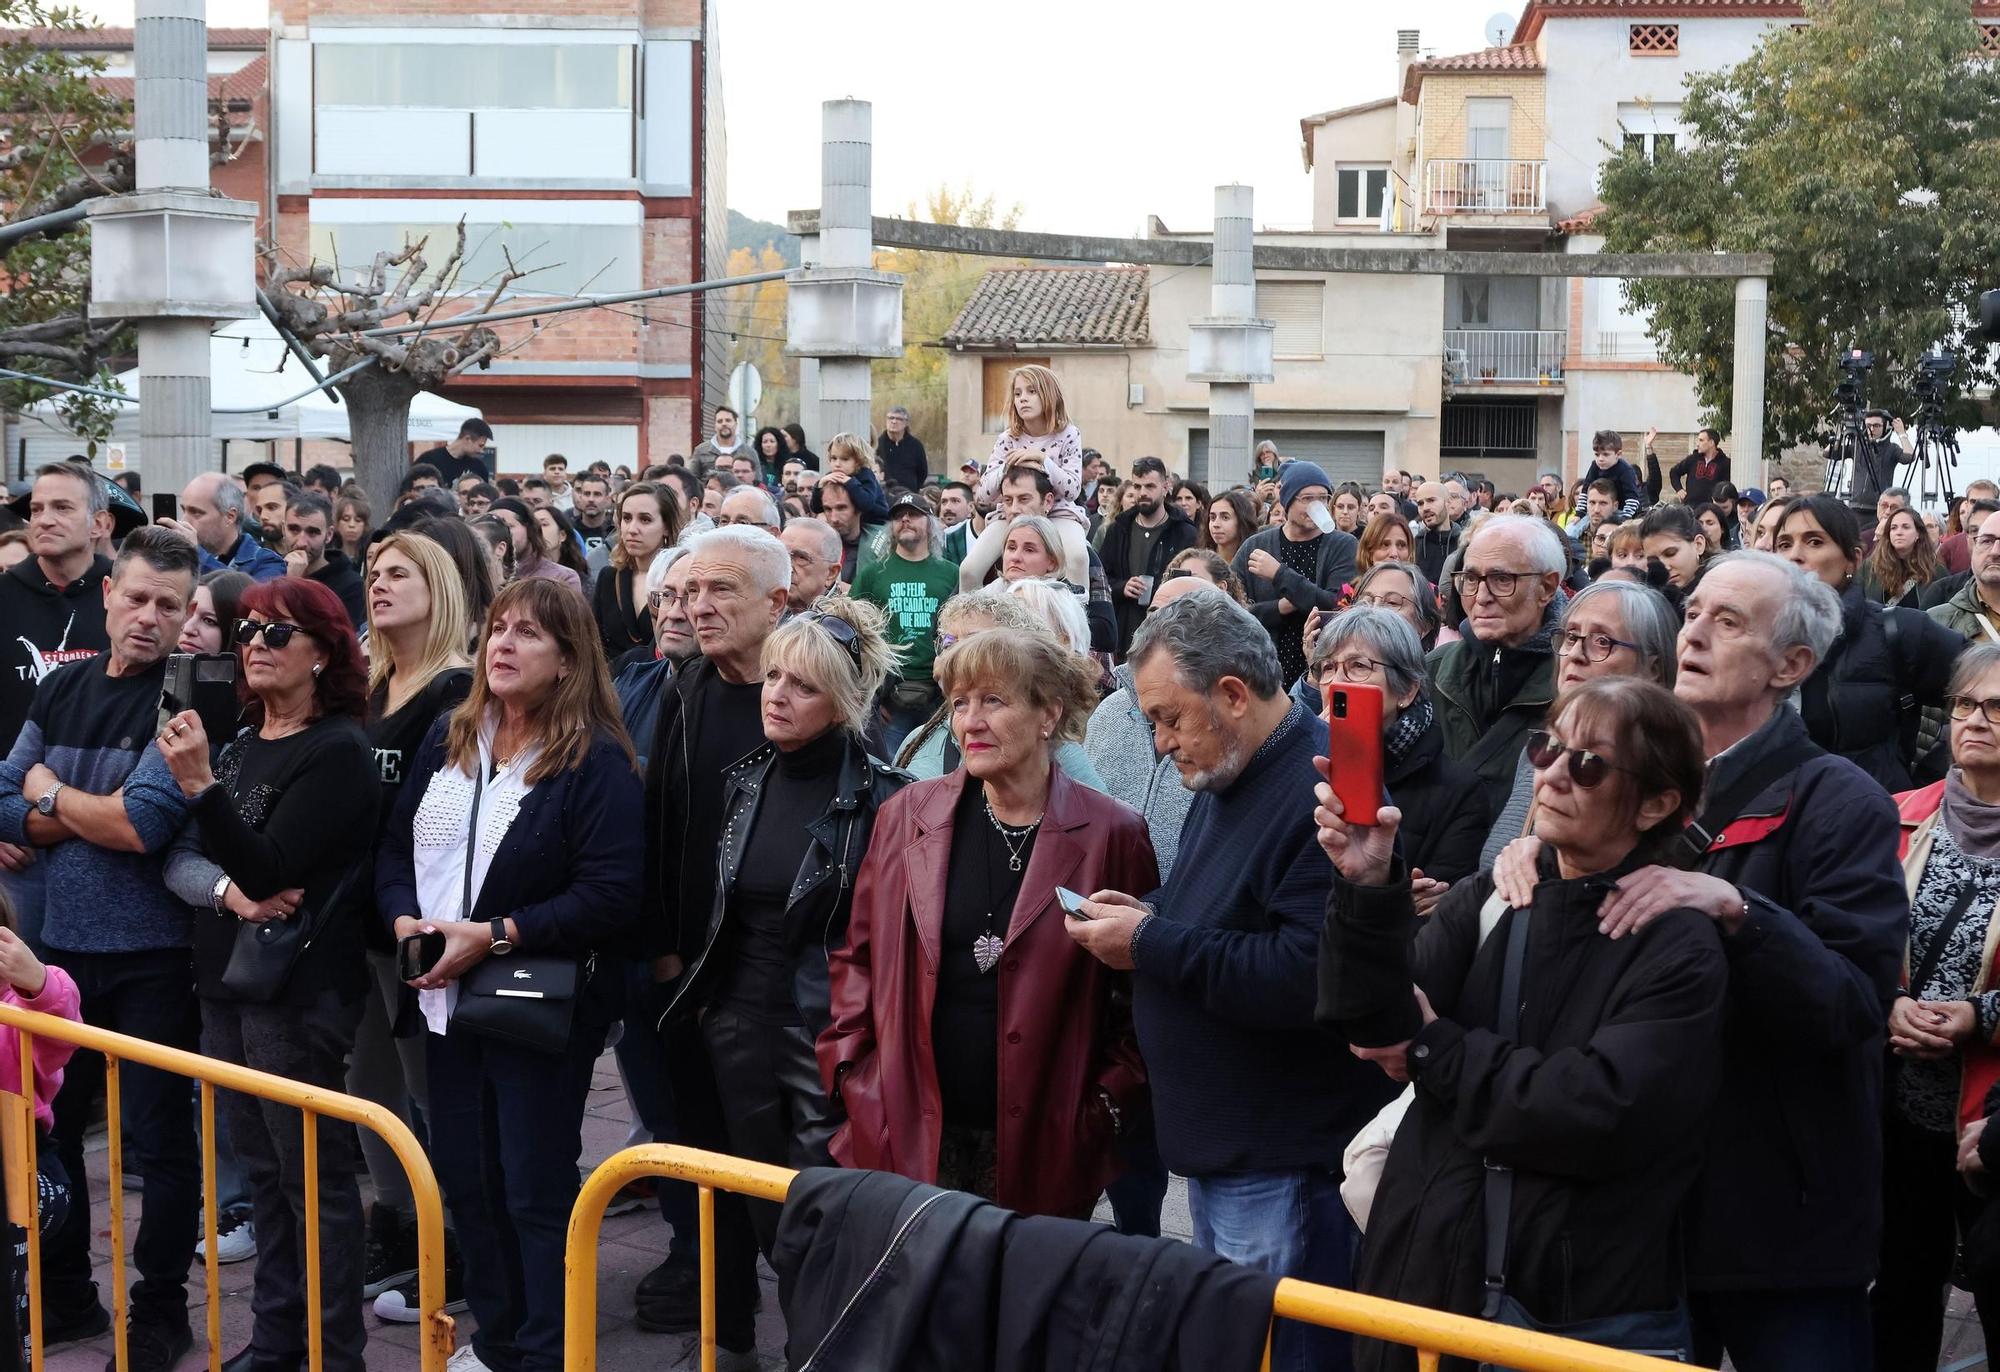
[660,733,907,1034]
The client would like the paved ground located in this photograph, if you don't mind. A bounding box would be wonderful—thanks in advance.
[31,1049,1985,1370]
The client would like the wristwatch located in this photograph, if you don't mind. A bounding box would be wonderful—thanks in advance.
[210,874,231,915]
[488,918,514,955]
[34,782,64,817]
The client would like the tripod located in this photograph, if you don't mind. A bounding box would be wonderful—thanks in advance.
[1899,401,1960,511]
[1821,407,1873,502]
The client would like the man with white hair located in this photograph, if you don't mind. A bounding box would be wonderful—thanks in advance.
[1069,590,1395,1372]
[1426,513,1564,811]
[1491,550,1905,1372]
[716,485,781,532]
[779,517,843,613]
[637,526,789,1358]
[170,472,285,581]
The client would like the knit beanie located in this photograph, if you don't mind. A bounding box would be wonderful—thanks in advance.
[1279,461,1332,512]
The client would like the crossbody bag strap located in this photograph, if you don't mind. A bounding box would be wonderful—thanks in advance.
[1481,907,1532,1320]
[1909,883,1981,999]
[1665,738,1823,869]
[461,763,485,924]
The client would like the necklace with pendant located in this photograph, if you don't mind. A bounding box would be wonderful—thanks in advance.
[974,793,1041,974]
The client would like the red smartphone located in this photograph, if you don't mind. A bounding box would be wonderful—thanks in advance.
[1325,682,1385,826]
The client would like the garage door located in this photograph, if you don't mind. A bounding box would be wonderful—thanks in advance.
[1188,428,1385,487]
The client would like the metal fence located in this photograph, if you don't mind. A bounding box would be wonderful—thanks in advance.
[1424,159,1548,214]
[0,1003,454,1372]
[563,1143,1686,1372]
[1445,329,1568,385]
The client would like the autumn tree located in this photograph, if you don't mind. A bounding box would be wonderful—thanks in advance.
[713,242,794,431]
[1597,0,2000,451]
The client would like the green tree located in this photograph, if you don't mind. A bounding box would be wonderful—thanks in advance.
[0,3,137,435]
[871,185,1024,447]
[1597,0,2000,451]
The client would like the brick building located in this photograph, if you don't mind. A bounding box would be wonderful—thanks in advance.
[267,0,727,475]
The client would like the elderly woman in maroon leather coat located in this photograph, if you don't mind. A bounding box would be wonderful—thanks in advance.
[818,626,1156,1217]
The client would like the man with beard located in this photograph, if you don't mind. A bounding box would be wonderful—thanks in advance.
[1098,456,1197,658]
[280,490,365,629]
[852,495,960,751]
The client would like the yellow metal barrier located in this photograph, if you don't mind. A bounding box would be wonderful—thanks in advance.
[0,1002,454,1372]
[565,1144,1687,1372]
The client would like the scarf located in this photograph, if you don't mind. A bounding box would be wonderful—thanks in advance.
[1385,693,1434,767]
[1943,768,2000,861]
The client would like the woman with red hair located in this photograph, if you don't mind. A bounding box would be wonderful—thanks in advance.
[157,575,378,1371]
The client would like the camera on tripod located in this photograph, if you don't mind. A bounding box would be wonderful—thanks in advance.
[1833,347,1874,412]
[1913,350,1957,400]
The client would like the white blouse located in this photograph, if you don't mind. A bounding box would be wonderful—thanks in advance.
[408,718,541,1035]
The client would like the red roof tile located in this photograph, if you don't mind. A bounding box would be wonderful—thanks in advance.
[1515,1,2000,44]
[943,267,1151,349]
[0,26,266,50]
[1403,44,1544,102]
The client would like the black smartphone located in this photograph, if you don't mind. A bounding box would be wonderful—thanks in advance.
[397,930,446,980]
[1056,886,1090,920]
[151,492,177,523]
[158,652,240,741]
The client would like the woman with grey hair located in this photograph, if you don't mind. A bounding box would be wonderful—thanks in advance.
[1306,605,1487,905]
[1478,578,1681,868]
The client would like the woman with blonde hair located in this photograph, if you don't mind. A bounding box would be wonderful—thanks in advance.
[960,363,1092,590]
[1163,547,1250,605]
[352,531,474,1309]
[377,578,641,1372]
[822,628,1155,1214]
[661,596,908,1255]
[593,481,683,660]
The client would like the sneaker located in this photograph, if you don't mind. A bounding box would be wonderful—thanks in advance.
[373,1263,467,1323]
[41,1301,110,1346]
[361,1204,419,1299]
[444,1348,493,1372]
[196,1210,256,1264]
[602,1178,655,1217]
[108,1317,192,1372]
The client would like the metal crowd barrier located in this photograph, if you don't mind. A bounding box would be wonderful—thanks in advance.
[0,1003,454,1372]
[563,1143,1686,1372]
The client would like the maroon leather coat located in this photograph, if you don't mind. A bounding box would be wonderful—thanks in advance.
[817,765,1158,1217]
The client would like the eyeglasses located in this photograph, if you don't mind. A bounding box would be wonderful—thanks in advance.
[1557,628,1643,663]
[1948,695,2000,725]
[800,609,863,669]
[647,587,685,613]
[1451,569,1537,600]
[1525,729,1634,788]
[1356,591,1414,613]
[1313,655,1385,684]
[234,619,306,650]
[1975,535,2000,552]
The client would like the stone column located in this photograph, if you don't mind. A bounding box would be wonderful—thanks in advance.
[1731,275,1768,487]
[1186,185,1273,488]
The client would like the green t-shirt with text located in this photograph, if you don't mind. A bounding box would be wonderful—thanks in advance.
[850,553,961,683]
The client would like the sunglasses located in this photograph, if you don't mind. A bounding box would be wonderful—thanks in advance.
[234,619,307,650]
[1524,729,1633,788]
[800,610,863,669]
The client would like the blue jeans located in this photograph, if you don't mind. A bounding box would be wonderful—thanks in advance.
[1689,1288,1871,1372]
[1187,1167,1354,1372]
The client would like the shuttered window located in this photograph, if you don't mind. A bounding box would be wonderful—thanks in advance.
[1256,281,1325,358]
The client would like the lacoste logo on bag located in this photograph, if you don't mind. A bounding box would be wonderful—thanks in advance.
[514,969,532,980]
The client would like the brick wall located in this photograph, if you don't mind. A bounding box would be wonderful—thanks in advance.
[1419,73,1547,163]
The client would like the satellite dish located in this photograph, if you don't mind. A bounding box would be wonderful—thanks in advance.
[1485,11,1513,46]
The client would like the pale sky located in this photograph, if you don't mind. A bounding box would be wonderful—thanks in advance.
[82,0,1513,235]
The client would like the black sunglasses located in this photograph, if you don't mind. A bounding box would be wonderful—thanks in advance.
[800,610,864,670]
[1524,729,1633,789]
[234,619,307,650]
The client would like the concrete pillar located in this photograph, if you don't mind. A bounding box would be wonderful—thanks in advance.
[1731,276,1768,487]
[814,100,871,445]
[133,0,214,494]
[796,230,822,450]
[1186,185,1274,489]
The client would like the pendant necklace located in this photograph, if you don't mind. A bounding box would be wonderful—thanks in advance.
[974,791,1041,974]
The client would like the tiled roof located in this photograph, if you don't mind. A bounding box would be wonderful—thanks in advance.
[1515,1,2000,43]
[1403,44,1543,102]
[93,54,267,106]
[1300,97,1397,169]
[942,267,1151,349]
[1556,203,1606,233]
[0,26,267,49]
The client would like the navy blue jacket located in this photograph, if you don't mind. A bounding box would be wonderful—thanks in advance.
[1131,700,1398,1175]
[375,722,645,1027]
[1573,457,1643,521]
[1683,706,1907,1291]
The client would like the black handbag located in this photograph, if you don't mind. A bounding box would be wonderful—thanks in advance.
[219,864,362,1004]
[1477,911,1692,1369]
[447,762,579,1055]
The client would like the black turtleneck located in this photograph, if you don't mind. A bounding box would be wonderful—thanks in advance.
[714,727,847,1025]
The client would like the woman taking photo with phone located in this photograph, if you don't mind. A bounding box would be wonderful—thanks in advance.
[348,532,473,1314]
[157,578,378,1372]
[822,628,1154,1216]
[1317,677,1728,1369]
[375,578,641,1372]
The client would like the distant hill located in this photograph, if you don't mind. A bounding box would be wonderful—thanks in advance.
[728,210,800,267]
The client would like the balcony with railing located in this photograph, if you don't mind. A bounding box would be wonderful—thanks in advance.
[1444,329,1567,387]
[1423,159,1547,215]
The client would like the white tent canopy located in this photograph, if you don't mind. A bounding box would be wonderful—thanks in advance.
[14,316,483,451]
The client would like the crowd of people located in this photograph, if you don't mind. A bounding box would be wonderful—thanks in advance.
[0,366,1995,1372]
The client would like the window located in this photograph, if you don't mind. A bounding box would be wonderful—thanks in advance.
[1256,281,1325,358]
[1628,23,1679,55]
[1982,23,2000,57]
[314,43,634,110]
[307,219,642,297]
[983,356,1050,432]
[1335,165,1390,222]
[1618,102,1682,162]
[1464,98,1511,162]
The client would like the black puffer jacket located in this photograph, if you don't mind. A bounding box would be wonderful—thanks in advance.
[1800,580,1961,790]
[1318,858,1727,1371]
[1383,703,1490,886]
